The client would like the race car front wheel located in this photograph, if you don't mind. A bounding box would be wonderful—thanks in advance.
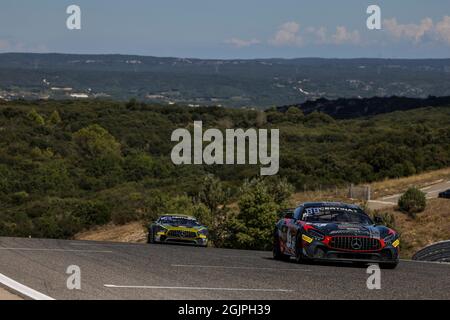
[147,228,155,244]
[294,235,305,263]
[273,233,290,261]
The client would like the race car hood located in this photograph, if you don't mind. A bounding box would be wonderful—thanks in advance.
[157,223,207,232]
[306,222,391,239]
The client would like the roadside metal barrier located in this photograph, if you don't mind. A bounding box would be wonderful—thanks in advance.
[412,240,450,262]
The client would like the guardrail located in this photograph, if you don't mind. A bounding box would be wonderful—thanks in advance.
[412,240,450,262]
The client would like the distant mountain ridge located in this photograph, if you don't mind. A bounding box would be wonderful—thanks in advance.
[277,96,450,119]
[1,53,450,107]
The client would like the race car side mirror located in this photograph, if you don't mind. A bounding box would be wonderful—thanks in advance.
[374,216,384,225]
[279,209,293,219]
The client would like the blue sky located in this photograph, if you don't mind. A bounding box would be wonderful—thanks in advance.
[1,0,450,58]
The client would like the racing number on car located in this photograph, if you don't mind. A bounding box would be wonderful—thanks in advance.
[286,226,297,250]
[286,228,293,249]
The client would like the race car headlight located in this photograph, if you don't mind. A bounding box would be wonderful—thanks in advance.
[198,228,208,236]
[392,239,400,248]
[307,229,325,241]
[384,234,394,244]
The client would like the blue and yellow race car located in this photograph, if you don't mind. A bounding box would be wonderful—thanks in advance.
[147,214,208,247]
[273,202,399,268]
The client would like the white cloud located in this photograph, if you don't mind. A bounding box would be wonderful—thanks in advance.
[269,22,303,47]
[331,26,361,45]
[435,16,450,44]
[384,17,433,43]
[0,39,48,52]
[225,38,261,48]
[269,22,361,47]
[230,16,450,50]
[384,16,450,45]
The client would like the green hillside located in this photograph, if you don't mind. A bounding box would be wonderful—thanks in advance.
[0,99,449,243]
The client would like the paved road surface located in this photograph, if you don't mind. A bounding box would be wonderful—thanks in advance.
[0,237,449,300]
[368,179,450,210]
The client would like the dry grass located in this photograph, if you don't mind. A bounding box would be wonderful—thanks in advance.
[75,221,147,243]
[379,198,450,259]
[370,167,450,199]
[290,167,450,204]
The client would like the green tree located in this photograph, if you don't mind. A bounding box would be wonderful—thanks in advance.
[192,202,214,228]
[126,98,139,109]
[48,110,62,125]
[266,176,295,207]
[233,179,279,250]
[27,108,45,126]
[124,153,155,181]
[286,106,304,123]
[226,178,295,250]
[73,124,121,159]
[31,161,73,196]
[196,175,231,246]
[198,175,228,215]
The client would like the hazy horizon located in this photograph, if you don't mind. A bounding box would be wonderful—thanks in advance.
[2,51,450,61]
[1,1,450,59]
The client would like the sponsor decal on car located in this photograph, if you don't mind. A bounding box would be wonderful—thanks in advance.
[302,234,313,243]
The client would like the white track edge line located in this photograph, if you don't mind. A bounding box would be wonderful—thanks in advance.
[0,273,55,300]
[104,284,293,292]
[400,259,450,265]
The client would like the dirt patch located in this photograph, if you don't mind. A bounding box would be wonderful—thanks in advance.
[75,221,147,243]
[0,287,22,300]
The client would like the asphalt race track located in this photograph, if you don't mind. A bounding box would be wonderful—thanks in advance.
[0,237,449,300]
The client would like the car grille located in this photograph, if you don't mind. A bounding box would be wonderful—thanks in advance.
[167,230,197,238]
[329,236,381,251]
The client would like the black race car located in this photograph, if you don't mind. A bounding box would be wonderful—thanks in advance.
[273,202,399,269]
[438,189,450,199]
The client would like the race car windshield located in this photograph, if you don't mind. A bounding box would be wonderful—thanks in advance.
[158,216,200,227]
[302,207,373,224]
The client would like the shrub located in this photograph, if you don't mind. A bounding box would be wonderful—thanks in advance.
[398,187,426,218]
[34,213,83,239]
[74,200,111,227]
[372,211,396,229]
[124,153,155,181]
[10,191,29,205]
